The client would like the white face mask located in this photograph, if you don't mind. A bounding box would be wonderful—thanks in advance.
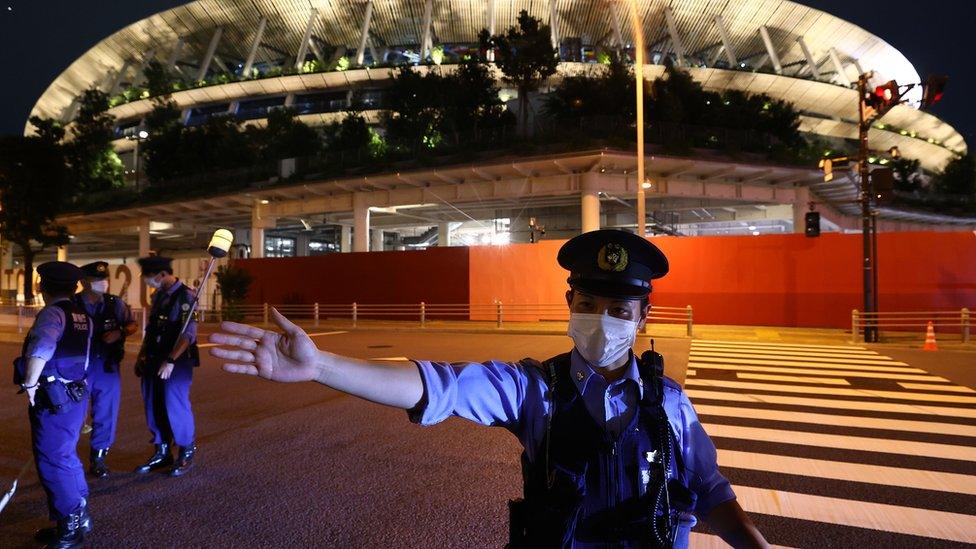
[568,312,638,368]
[90,280,109,294]
[143,275,162,289]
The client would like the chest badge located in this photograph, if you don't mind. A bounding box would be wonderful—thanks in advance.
[597,243,628,272]
[576,370,584,382]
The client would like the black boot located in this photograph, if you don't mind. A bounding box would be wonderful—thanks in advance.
[134,443,173,474]
[89,448,110,478]
[34,499,92,545]
[169,445,196,477]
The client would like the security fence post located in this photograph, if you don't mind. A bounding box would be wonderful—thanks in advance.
[17,305,23,334]
[314,302,320,327]
[851,310,859,344]
[962,308,970,344]
[262,303,269,326]
[420,302,426,328]
[352,302,358,328]
[496,301,503,328]
[686,305,694,338]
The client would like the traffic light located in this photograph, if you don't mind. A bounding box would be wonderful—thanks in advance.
[921,74,948,109]
[871,167,895,205]
[819,156,850,182]
[805,211,821,237]
[867,80,901,116]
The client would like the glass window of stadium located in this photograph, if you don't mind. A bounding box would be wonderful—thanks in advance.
[264,236,296,258]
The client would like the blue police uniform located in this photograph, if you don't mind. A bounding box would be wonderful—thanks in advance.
[75,261,134,477]
[15,261,94,548]
[407,230,736,548]
[134,256,200,477]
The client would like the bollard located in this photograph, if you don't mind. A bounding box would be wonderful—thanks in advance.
[686,305,693,338]
[352,302,358,328]
[420,302,426,328]
[262,303,269,326]
[963,308,971,344]
[314,302,320,327]
[496,301,503,328]
[851,309,859,344]
[17,305,23,334]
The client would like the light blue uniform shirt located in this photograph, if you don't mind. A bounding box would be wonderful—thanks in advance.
[409,348,736,543]
[25,298,70,362]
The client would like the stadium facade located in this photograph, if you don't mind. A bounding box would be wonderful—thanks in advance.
[9,0,974,296]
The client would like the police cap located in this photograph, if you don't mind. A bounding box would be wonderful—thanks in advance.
[37,261,84,287]
[137,256,173,275]
[557,229,669,300]
[80,261,110,280]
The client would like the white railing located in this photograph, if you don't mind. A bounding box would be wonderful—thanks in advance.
[851,308,972,344]
[201,302,696,336]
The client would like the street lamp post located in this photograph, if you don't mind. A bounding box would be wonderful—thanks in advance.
[627,0,646,237]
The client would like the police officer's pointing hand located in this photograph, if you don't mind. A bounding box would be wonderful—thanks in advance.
[210,307,321,383]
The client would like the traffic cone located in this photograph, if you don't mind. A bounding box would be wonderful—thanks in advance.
[922,321,938,351]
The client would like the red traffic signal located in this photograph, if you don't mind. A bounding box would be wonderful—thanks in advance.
[869,80,901,115]
[921,74,948,108]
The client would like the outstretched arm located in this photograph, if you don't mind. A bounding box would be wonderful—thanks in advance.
[210,308,424,410]
[703,500,769,549]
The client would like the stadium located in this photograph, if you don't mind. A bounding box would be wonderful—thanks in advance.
[6,0,974,317]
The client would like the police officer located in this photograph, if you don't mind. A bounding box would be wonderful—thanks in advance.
[75,261,137,478]
[14,261,93,548]
[133,256,200,477]
[210,230,769,548]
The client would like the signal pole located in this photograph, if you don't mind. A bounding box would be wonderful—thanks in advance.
[857,72,879,343]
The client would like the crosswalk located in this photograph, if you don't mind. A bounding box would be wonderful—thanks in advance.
[683,339,976,547]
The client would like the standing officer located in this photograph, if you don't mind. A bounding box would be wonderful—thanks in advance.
[210,230,768,548]
[14,261,93,548]
[75,261,137,478]
[133,256,200,477]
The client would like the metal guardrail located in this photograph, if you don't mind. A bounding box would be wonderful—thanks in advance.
[201,302,696,336]
[851,308,972,344]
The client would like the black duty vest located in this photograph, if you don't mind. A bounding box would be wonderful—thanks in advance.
[13,300,92,383]
[515,353,692,548]
[145,283,199,365]
[74,293,126,368]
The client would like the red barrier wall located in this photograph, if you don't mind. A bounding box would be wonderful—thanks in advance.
[469,231,976,328]
[237,247,470,306]
[234,231,976,328]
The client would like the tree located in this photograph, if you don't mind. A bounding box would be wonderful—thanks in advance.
[934,153,976,199]
[440,60,513,144]
[889,158,922,193]
[261,107,320,160]
[479,10,558,135]
[142,98,184,183]
[381,66,444,150]
[66,88,124,193]
[215,263,254,322]
[143,59,176,98]
[0,136,72,303]
[326,112,386,157]
[544,56,634,120]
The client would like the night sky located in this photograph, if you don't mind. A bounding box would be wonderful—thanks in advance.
[1,1,973,146]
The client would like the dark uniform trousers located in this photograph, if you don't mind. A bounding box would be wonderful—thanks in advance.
[141,283,198,447]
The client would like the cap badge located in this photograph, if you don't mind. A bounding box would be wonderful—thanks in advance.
[97,264,106,272]
[597,243,628,272]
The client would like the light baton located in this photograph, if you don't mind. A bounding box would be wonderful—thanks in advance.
[174,229,233,344]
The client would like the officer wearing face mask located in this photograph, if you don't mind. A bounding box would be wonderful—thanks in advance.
[74,261,137,478]
[209,230,768,548]
[13,261,93,548]
[133,256,200,477]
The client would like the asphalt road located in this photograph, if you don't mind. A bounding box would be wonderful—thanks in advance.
[1,330,973,547]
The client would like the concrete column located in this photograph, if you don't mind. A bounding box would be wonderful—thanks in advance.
[296,233,311,257]
[138,219,151,258]
[792,186,811,234]
[797,37,821,79]
[353,193,369,252]
[56,246,68,262]
[581,191,600,233]
[663,7,686,67]
[295,9,319,69]
[371,229,384,252]
[356,0,374,66]
[251,200,276,259]
[341,225,353,253]
[242,17,268,77]
[250,227,265,258]
[438,223,452,247]
[420,0,434,60]
[759,26,782,75]
[197,27,224,81]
